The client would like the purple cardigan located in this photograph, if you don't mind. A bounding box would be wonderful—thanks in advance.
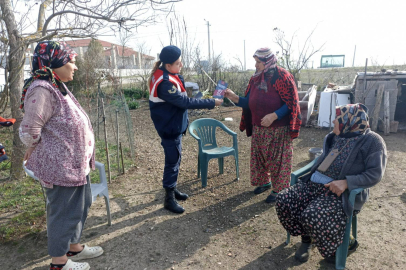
[20,80,95,188]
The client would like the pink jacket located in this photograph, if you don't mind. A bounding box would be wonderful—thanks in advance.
[19,80,95,188]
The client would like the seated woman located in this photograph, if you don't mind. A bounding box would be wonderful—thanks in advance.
[275,103,387,263]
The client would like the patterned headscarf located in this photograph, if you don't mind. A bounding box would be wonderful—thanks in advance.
[20,41,77,110]
[335,103,369,138]
[252,47,278,91]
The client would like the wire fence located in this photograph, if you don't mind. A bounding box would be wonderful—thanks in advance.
[74,82,137,182]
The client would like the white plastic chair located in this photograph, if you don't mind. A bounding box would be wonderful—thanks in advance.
[23,161,112,226]
[93,161,112,226]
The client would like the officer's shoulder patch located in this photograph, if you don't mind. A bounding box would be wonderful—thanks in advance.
[168,85,177,94]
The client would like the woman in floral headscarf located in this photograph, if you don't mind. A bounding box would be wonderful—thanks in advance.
[275,103,387,264]
[225,47,301,203]
[20,41,103,270]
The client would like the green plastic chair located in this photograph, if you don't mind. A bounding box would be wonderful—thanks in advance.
[286,158,364,270]
[188,118,239,187]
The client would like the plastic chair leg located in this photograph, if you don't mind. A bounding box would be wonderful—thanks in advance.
[286,232,291,244]
[218,157,224,174]
[234,153,239,180]
[201,158,208,187]
[335,216,353,269]
[352,215,357,239]
[197,155,201,178]
[104,195,112,226]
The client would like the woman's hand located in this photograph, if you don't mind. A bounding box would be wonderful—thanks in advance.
[24,147,36,162]
[224,89,239,103]
[325,179,348,197]
[261,112,278,127]
[214,99,224,106]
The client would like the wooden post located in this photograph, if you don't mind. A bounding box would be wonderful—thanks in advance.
[109,109,117,143]
[384,90,390,136]
[119,142,125,175]
[362,58,368,102]
[116,109,120,174]
[96,86,100,140]
[371,84,385,131]
[101,97,112,183]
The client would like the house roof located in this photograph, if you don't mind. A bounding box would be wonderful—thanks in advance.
[104,46,138,57]
[65,39,154,60]
[65,39,113,48]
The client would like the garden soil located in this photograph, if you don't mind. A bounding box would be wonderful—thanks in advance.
[1,104,405,270]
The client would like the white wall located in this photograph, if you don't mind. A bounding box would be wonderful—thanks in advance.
[97,68,152,77]
[0,65,31,92]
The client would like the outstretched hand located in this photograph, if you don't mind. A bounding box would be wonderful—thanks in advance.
[224,89,239,103]
[214,99,223,106]
[324,179,348,197]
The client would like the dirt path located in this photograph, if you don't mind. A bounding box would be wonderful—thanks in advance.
[1,105,405,270]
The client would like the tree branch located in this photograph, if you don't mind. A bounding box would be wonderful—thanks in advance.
[42,10,132,36]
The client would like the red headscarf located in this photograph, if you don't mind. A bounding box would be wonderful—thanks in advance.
[20,41,77,110]
[252,47,278,91]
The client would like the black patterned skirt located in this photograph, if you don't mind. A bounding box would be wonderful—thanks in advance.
[276,181,347,257]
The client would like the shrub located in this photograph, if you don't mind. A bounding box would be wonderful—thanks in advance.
[123,88,146,99]
[127,100,139,110]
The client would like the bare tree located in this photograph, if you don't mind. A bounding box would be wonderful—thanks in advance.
[164,12,199,77]
[161,13,251,99]
[273,27,325,84]
[233,56,244,71]
[134,41,152,95]
[117,29,136,69]
[72,38,106,91]
[0,0,181,180]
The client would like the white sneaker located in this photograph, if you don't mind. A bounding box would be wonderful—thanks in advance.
[68,245,104,261]
[61,259,90,270]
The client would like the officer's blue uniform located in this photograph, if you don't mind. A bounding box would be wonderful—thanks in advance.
[149,67,215,188]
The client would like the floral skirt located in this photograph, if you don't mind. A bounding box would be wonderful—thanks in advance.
[276,181,347,257]
[250,125,293,192]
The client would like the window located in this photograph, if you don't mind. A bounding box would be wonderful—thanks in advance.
[320,55,345,68]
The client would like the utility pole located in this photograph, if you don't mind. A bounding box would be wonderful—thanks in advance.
[244,40,246,71]
[212,39,214,60]
[205,20,211,63]
[352,45,356,67]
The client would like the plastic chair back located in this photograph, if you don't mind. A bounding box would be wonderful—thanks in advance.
[189,118,239,187]
[23,160,112,226]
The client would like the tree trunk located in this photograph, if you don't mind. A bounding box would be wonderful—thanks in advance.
[1,0,28,180]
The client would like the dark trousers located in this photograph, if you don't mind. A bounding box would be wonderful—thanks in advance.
[45,176,92,257]
[161,135,182,188]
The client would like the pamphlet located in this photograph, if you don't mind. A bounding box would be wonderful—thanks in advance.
[213,80,228,99]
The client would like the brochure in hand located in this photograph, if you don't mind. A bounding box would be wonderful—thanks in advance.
[213,80,228,99]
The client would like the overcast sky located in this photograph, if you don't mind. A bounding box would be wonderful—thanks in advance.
[107,0,406,68]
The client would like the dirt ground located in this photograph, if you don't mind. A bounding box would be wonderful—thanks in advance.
[1,104,405,270]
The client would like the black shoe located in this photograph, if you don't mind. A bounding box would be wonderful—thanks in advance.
[254,185,271,194]
[174,188,189,201]
[325,239,359,263]
[164,187,185,214]
[295,241,312,263]
[265,193,277,203]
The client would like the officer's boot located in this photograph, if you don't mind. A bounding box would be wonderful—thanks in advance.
[164,187,185,214]
[174,187,189,201]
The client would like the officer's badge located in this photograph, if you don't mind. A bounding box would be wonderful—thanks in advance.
[168,85,177,94]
